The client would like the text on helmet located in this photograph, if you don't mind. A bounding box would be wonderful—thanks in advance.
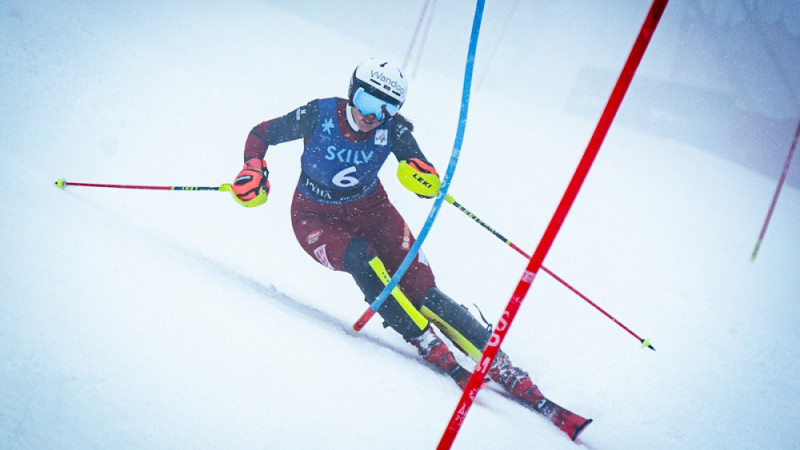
[370,70,405,97]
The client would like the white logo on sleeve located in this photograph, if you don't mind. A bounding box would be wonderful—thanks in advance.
[375,129,388,146]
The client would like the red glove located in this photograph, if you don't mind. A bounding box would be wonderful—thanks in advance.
[232,158,270,207]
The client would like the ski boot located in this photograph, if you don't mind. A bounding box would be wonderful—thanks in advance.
[409,326,472,389]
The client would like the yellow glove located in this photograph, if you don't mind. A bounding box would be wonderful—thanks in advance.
[397,158,441,198]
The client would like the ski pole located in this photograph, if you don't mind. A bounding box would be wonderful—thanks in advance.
[54,178,232,192]
[445,194,654,350]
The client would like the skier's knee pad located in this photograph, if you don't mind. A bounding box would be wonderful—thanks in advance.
[421,287,491,362]
[344,237,426,340]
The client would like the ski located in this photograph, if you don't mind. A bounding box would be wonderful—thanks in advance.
[528,396,593,441]
[486,383,592,442]
[448,365,592,441]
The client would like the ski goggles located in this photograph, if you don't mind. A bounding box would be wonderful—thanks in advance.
[352,87,400,121]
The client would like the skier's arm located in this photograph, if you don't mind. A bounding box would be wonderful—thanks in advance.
[390,114,428,163]
[244,101,320,161]
[232,101,319,206]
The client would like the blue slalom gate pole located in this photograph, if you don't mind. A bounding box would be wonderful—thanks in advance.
[353,0,486,331]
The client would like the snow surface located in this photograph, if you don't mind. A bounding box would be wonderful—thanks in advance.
[2,1,799,449]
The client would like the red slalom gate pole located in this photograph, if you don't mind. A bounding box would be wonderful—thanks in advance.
[751,118,800,261]
[437,1,669,448]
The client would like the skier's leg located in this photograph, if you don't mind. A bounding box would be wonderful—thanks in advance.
[420,286,491,361]
[290,187,467,389]
[343,237,471,388]
[343,237,427,339]
[349,183,436,302]
[420,287,545,400]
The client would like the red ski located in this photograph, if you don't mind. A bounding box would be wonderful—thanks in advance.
[530,397,592,441]
[450,367,592,441]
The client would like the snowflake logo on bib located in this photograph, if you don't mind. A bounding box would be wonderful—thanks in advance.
[322,118,334,135]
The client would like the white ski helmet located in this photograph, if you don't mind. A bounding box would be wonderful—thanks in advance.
[348,58,408,109]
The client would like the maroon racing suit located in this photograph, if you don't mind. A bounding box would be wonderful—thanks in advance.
[290,183,435,302]
[244,97,436,334]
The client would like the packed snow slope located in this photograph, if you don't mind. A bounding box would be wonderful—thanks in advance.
[2,1,799,449]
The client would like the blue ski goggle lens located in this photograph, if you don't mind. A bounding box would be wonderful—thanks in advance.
[352,87,400,121]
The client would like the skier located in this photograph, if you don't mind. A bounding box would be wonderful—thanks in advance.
[231,58,590,440]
